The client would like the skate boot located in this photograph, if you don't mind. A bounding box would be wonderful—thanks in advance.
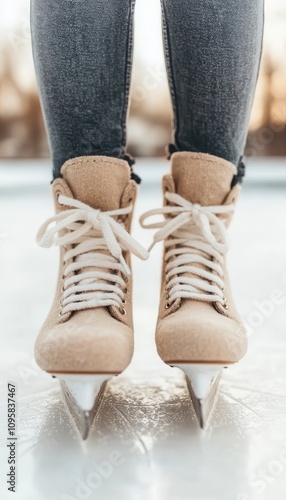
[35,156,148,438]
[140,152,247,427]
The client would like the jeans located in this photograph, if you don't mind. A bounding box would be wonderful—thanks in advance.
[30,0,264,180]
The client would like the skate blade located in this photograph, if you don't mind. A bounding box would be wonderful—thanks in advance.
[173,364,229,428]
[52,374,110,439]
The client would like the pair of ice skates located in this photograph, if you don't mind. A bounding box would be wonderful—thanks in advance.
[35,152,247,438]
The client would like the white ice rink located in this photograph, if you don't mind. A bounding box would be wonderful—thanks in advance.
[0,158,286,500]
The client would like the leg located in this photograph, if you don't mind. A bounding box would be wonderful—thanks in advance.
[30,0,135,178]
[32,0,150,438]
[160,0,264,167]
[140,0,264,426]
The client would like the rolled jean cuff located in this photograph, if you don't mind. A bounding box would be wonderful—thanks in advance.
[121,153,141,184]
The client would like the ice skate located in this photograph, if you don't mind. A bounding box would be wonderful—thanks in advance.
[35,156,148,438]
[140,152,247,428]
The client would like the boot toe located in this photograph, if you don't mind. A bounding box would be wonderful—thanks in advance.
[156,302,247,365]
[35,309,133,374]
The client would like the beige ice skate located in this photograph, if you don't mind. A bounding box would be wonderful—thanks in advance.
[35,156,148,438]
[140,152,247,427]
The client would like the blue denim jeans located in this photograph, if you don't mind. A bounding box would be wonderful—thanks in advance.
[30,0,264,180]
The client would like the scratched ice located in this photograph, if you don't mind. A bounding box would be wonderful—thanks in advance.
[0,158,286,500]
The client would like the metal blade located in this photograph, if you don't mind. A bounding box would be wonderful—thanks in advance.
[186,371,222,428]
[60,379,107,439]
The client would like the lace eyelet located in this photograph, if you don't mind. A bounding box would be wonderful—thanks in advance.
[126,198,133,208]
[165,302,170,309]
[123,287,128,294]
[119,307,127,315]
[122,299,126,304]
[57,194,66,207]
[124,276,129,283]
[224,303,229,310]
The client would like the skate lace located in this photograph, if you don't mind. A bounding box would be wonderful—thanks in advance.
[140,192,233,306]
[37,195,149,315]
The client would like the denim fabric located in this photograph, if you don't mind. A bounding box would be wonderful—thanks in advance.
[161,0,264,166]
[31,0,136,178]
[31,0,264,179]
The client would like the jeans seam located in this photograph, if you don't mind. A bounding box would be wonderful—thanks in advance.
[160,0,179,148]
[121,0,136,157]
[241,0,264,166]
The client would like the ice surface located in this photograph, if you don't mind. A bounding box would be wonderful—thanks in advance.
[0,159,286,500]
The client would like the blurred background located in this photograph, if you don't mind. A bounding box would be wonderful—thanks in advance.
[0,0,286,161]
[1,3,286,499]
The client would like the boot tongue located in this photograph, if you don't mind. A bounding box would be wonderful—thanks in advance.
[171,152,236,206]
[60,156,131,211]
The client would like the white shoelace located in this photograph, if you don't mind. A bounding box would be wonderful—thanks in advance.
[37,195,149,315]
[140,192,233,306]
